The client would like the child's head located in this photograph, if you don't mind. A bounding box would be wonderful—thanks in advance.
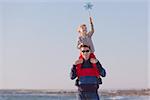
[77,24,87,35]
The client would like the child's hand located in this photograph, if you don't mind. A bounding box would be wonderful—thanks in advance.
[78,43,83,49]
[80,43,83,46]
[90,17,93,24]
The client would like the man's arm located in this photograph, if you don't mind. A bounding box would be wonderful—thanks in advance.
[96,61,106,77]
[90,58,106,77]
[70,65,77,80]
[70,59,83,80]
[88,17,94,37]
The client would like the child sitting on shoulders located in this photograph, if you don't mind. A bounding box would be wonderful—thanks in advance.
[77,16,95,59]
[76,17,102,84]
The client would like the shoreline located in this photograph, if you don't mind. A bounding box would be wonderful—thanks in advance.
[0,89,150,96]
[100,89,150,96]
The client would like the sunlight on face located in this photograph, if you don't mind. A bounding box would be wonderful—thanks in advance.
[80,47,91,60]
[80,25,87,35]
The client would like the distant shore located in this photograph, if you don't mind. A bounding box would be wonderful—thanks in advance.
[0,89,150,96]
[100,89,150,96]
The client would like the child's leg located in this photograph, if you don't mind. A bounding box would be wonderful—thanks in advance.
[90,53,96,59]
[79,53,83,59]
[79,52,96,59]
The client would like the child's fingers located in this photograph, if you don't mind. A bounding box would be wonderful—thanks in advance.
[90,17,93,23]
[90,17,92,21]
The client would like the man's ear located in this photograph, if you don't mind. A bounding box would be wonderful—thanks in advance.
[90,58,98,64]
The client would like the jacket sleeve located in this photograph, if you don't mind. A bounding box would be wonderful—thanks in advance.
[96,61,106,77]
[70,65,77,80]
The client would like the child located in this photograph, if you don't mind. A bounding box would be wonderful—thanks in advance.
[77,16,95,59]
[76,17,103,84]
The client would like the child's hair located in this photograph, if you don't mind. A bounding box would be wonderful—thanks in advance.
[77,24,86,33]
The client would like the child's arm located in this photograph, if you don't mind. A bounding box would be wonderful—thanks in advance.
[88,16,94,37]
[77,37,83,49]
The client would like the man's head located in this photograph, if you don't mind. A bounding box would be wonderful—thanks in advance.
[80,45,91,60]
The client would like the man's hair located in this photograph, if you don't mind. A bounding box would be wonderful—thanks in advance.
[80,45,91,50]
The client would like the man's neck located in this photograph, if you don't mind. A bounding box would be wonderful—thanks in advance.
[83,58,90,61]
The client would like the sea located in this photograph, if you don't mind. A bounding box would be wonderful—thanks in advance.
[0,90,150,100]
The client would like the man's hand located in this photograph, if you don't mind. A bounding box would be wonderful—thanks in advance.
[74,59,83,65]
[90,58,98,64]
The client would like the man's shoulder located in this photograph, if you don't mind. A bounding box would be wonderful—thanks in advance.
[74,59,83,65]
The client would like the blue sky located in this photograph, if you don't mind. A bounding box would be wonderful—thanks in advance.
[0,0,149,90]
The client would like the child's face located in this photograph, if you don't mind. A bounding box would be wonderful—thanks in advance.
[80,25,87,35]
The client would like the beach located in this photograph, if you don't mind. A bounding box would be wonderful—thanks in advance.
[0,89,149,100]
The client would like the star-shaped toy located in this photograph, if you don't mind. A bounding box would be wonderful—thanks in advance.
[84,2,93,10]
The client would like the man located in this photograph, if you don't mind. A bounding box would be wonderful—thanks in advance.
[70,45,106,100]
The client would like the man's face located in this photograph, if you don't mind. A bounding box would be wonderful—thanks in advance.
[80,47,91,60]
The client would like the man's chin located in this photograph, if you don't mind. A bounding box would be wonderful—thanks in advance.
[84,57,89,60]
